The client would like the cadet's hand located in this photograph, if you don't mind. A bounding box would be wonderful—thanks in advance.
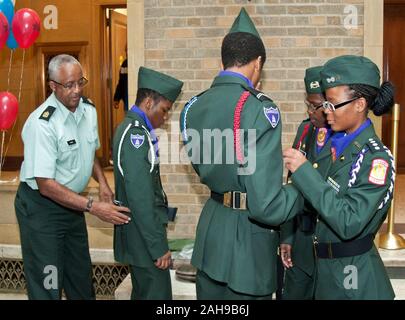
[283,148,307,173]
[113,101,120,109]
[280,244,293,269]
[89,201,131,225]
[155,251,172,270]
[99,183,114,203]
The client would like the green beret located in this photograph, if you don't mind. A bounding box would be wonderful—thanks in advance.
[229,7,261,39]
[304,66,323,94]
[138,67,184,102]
[321,55,380,90]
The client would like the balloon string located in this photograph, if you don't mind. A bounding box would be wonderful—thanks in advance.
[0,131,5,176]
[7,50,14,92]
[18,50,26,102]
[1,50,25,169]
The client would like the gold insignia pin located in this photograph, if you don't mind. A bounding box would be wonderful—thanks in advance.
[340,156,345,161]
[43,111,49,118]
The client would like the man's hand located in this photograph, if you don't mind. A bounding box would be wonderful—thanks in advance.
[154,251,172,270]
[113,101,120,109]
[89,201,131,225]
[99,183,114,203]
[280,244,293,269]
[283,148,308,174]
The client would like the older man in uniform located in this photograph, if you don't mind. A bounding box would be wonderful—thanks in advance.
[279,66,332,299]
[15,54,131,300]
[113,67,183,300]
[180,8,303,300]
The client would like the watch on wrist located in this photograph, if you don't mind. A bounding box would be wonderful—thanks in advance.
[85,196,94,212]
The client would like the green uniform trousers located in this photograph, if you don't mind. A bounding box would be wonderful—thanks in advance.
[129,265,172,300]
[283,266,315,300]
[14,182,95,300]
[196,270,272,300]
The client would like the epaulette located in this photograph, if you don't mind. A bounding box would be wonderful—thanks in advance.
[82,96,95,107]
[366,137,385,153]
[39,106,56,121]
[244,87,273,102]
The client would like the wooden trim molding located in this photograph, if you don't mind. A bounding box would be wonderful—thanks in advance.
[364,0,384,137]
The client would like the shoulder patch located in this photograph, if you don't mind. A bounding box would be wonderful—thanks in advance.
[82,96,95,107]
[39,106,56,121]
[316,127,328,148]
[130,133,145,149]
[369,158,389,185]
[263,106,280,128]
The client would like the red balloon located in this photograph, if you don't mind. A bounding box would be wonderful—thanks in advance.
[12,8,40,49]
[0,12,9,50]
[0,92,18,131]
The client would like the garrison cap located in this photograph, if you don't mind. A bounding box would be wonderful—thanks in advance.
[228,7,261,39]
[138,67,184,102]
[304,66,323,94]
[321,55,381,90]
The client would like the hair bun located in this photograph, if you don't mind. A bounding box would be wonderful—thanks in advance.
[372,81,395,116]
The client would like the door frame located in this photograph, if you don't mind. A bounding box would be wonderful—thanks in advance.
[364,0,384,138]
[92,0,127,167]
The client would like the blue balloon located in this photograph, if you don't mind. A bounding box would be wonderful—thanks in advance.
[0,0,18,49]
[0,0,14,22]
[6,31,17,49]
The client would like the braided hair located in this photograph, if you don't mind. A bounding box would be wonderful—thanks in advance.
[349,81,395,116]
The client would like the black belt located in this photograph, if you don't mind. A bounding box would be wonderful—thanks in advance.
[313,234,374,259]
[210,191,247,210]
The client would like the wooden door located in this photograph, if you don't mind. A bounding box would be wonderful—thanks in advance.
[109,10,127,139]
[383,3,405,172]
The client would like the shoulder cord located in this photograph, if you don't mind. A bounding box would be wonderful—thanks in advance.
[378,145,396,210]
[295,123,311,150]
[233,91,251,164]
[347,144,395,210]
[181,96,198,143]
[117,121,155,177]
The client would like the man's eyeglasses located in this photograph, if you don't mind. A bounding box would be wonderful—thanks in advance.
[304,100,324,112]
[322,97,359,112]
[50,77,88,90]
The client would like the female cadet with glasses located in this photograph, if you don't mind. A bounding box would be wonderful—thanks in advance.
[283,55,396,299]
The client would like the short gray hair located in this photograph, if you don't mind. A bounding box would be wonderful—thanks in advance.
[48,54,82,81]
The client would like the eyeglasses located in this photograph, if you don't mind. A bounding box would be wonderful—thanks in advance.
[322,97,359,112]
[304,100,324,112]
[51,77,88,90]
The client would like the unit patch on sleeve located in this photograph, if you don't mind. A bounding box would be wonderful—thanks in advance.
[263,106,280,128]
[130,134,145,149]
[369,158,389,185]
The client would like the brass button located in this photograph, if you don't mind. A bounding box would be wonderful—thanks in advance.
[313,163,318,169]
[340,156,345,161]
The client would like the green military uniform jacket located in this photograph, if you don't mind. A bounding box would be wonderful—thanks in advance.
[291,123,395,299]
[113,111,169,268]
[181,75,303,296]
[280,120,332,276]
